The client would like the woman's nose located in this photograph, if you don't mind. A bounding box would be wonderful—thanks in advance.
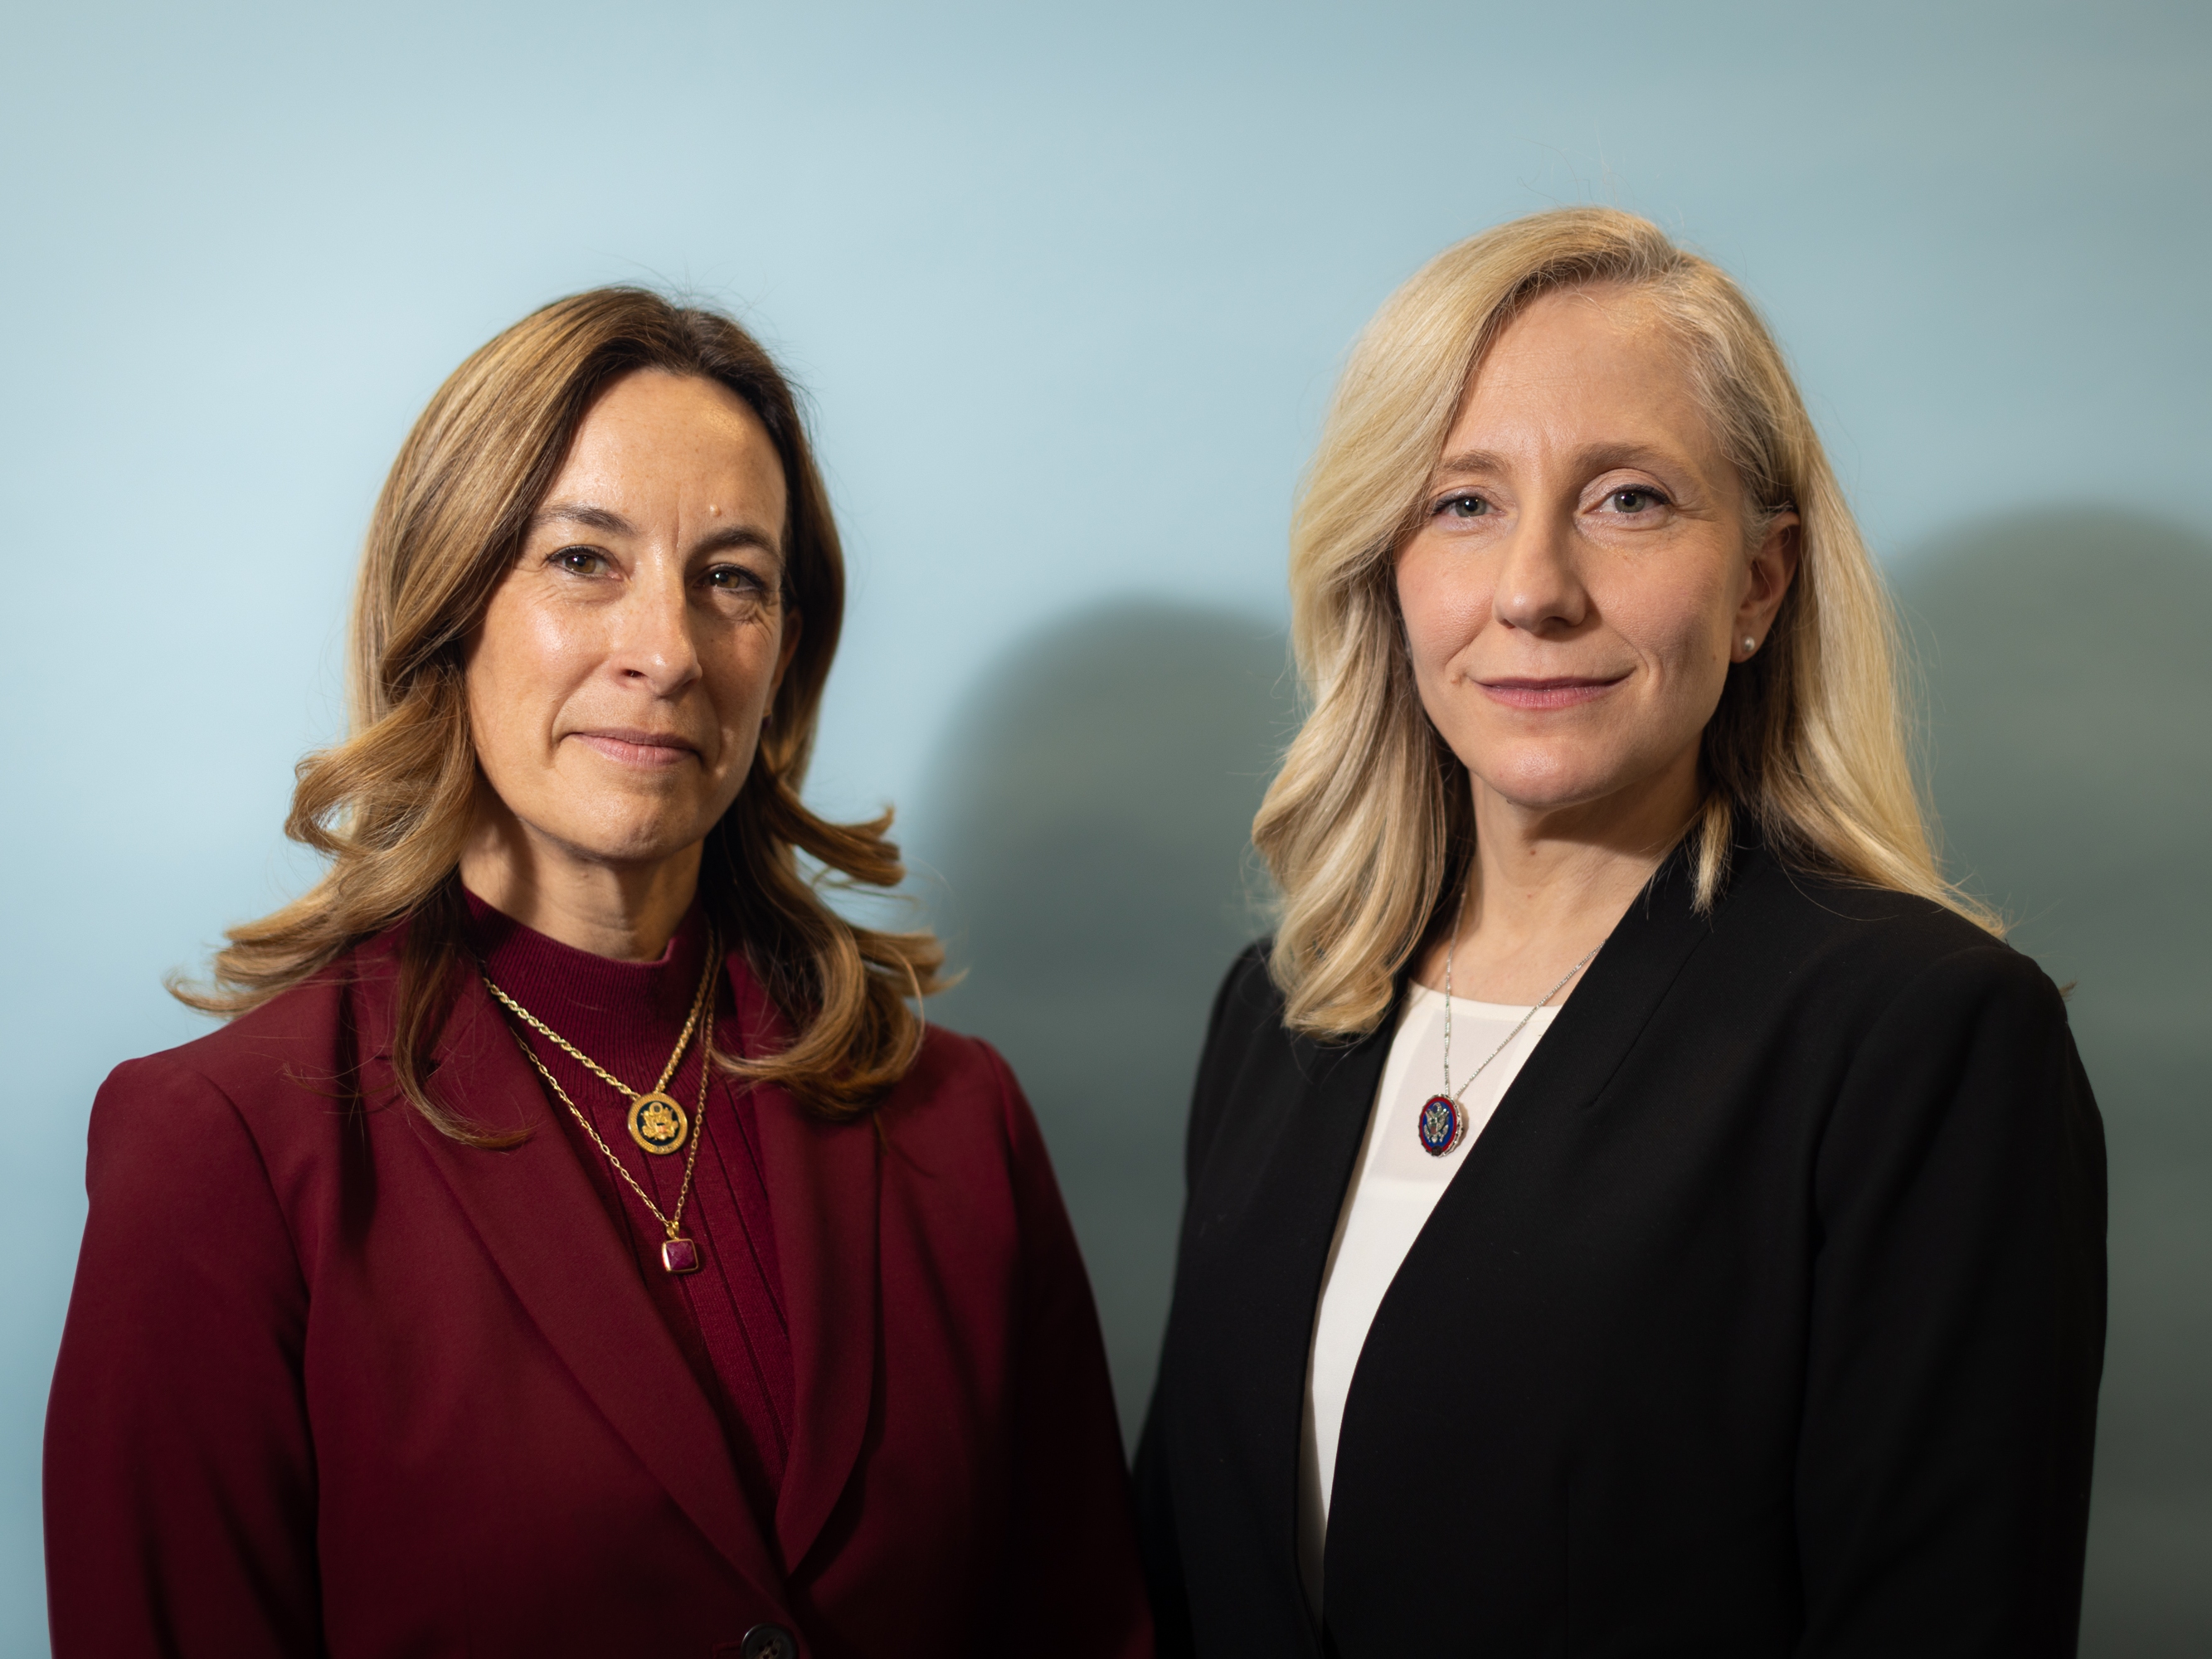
[1490,510,1588,636]
[610,563,702,693]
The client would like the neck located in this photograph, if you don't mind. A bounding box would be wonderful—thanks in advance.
[1418,746,1700,1003]
[458,810,703,962]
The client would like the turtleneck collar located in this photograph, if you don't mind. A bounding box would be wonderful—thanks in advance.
[464,888,717,1065]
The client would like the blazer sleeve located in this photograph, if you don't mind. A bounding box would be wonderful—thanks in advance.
[1796,943,2106,1657]
[977,1043,1154,1659]
[1133,944,1266,1659]
[45,1056,323,1658]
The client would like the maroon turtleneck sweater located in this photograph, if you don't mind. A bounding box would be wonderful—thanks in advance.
[466,892,795,1520]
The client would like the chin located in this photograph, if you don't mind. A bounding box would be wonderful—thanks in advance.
[1467,745,1627,810]
[555,803,717,868]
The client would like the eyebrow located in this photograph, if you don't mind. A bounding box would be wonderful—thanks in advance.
[531,502,633,534]
[1428,441,1691,481]
[529,501,783,562]
[691,523,782,561]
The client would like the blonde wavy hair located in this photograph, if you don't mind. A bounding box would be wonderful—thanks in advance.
[1254,207,1996,1039]
[178,287,944,1140]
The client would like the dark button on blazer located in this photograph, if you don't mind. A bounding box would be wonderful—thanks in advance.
[1136,840,2106,1657]
[45,928,1150,1659]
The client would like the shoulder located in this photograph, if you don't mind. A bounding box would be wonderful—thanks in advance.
[1720,844,2041,1006]
[83,984,352,1258]
[1690,847,2077,1097]
[1756,872,2101,1214]
[1209,940,1284,1036]
[1175,940,1293,1090]
[1195,937,1381,1076]
[116,980,343,1092]
[875,1022,1077,1247]
[94,934,396,1153]
[900,1019,1018,1103]
[1179,939,1366,1185]
[882,1019,1036,1158]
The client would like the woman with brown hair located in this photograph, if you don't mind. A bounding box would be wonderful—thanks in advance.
[45,290,1150,1659]
[1135,209,2105,1655]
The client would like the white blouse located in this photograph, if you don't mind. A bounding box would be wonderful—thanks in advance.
[1296,984,1560,1616]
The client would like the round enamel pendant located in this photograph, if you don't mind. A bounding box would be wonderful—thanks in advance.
[626,1090,691,1156]
[1417,1093,1465,1157]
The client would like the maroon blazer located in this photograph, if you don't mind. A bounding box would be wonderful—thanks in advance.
[45,929,1151,1659]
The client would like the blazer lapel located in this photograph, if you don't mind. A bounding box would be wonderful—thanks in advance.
[1475,839,1719,1132]
[1213,1014,1396,1595]
[727,961,882,1575]
[1232,845,1715,1587]
[366,959,789,1608]
[1356,841,1726,1352]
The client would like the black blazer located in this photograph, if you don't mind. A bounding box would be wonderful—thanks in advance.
[1135,839,2105,1657]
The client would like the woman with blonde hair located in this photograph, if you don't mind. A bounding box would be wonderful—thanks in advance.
[45,289,1150,1659]
[1135,208,2104,1656]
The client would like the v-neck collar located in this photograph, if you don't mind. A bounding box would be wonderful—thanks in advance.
[354,921,892,1598]
[1209,841,1726,1615]
[368,951,791,1604]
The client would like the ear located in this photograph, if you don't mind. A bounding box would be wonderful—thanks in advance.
[1731,510,1800,664]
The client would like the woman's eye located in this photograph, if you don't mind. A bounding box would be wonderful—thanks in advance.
[1604,488,1666,514]
[1436,494,1490,519]
[703,564,765,593]
[550,546,609,575]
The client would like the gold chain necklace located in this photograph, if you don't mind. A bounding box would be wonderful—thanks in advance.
[481,925,721,1274]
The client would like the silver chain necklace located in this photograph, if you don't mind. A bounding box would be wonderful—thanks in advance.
[1417,934,1600,1157]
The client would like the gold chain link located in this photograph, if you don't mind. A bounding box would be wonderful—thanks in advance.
[482,925,721,1242]
[482,929,714,1103]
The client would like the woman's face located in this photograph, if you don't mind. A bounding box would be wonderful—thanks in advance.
[1394,284,1796,825]
[465,369,800,872]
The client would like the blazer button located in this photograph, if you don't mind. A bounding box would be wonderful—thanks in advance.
[740,1625,798,1659]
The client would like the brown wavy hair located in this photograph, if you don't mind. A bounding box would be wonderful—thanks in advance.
[176,287,944,1141]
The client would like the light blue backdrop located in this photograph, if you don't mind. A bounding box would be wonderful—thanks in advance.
[3,1,2205,1652]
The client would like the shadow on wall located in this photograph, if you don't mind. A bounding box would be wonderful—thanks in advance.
[1898,507,2212,1659]
[910,601,1298,1449]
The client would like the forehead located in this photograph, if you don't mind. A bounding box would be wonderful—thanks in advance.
[553,370,788,508]
[1448,284,1714,460]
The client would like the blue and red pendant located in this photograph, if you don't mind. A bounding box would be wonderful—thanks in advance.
[1417,1093,1466,1156]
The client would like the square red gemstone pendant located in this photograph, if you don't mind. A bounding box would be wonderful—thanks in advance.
[660,1236,701,1274]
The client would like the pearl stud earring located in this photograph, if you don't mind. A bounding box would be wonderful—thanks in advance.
[1743,636,1757,652]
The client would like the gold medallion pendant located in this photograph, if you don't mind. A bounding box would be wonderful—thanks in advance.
[481,922,722,1272]
[626,1090,691,1156]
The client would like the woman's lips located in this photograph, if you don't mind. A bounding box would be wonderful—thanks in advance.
[570,729,700,767]
[1476,676,1626,711]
